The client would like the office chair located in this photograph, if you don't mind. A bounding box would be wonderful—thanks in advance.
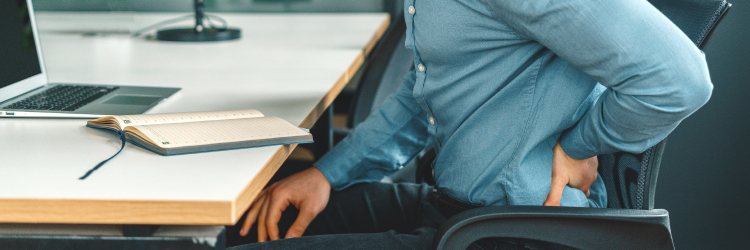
[335,9,413,137]
[431,0,732,249]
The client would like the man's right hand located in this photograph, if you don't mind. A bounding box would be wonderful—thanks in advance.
[239,167,331,242]
[543,141,599,206]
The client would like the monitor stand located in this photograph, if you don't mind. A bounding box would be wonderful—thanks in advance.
[156,0,241,42]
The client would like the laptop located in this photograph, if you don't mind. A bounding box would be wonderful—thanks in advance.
[0,0,180,118]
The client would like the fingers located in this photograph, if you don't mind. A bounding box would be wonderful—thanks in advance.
[580,174,593,198]
[578,178,593,198]
[550,141,599,202]
[265,191,291,241]
[238,168,331,242]
[240,191,266,236]
[257,194,271,242]
[285,204,317,239]
[544,173,567,206]
[580,157,598,198]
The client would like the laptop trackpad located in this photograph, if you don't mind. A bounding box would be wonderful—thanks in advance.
[102,95,162,105]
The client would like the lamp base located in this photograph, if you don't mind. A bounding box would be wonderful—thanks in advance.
[156,27,241,42]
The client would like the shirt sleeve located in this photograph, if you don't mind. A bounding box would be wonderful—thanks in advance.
[314,70,430,190]
[483,0,713,159]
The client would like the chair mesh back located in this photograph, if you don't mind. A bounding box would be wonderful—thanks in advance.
[349,10,409,128]
[597,0,730,210]
[649,0,731,50]
[598,140,666,209]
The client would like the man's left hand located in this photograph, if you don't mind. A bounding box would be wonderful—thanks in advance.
[544,141,598,206]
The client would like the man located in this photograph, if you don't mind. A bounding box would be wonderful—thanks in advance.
[230,0,712,249]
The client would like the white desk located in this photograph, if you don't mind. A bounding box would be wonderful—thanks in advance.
[0,12,388,225]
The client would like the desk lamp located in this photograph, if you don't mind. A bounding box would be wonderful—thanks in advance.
[155,0,241,42]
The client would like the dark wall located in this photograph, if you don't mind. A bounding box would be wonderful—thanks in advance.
[655,0,750,249]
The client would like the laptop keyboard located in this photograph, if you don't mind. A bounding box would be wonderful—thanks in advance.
[3,85,119,111]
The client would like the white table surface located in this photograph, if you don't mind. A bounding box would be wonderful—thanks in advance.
[0,12,388,225]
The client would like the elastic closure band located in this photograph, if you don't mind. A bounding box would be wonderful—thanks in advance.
[79,132,126,180]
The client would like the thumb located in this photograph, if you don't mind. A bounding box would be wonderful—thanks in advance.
[284,206,318,239]
[544,174,567,206]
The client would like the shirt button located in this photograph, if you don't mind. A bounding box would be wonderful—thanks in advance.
[418,64,425,72]
[429,116,435,125]
[408,6,415,14]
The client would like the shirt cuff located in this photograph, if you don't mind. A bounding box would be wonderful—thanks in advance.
[313,139,362,191]
[559,125,599,160]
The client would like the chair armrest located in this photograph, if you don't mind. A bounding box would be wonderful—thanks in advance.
[433,206,673,250]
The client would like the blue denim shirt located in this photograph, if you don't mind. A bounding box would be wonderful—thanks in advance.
[315,0,712,208]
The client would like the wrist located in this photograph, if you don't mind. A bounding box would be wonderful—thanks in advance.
[310,166,332,190]
[556,141,594,164]
[559,129,598,160]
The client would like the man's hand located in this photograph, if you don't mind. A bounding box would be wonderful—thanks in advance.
[543,141,598,206]
[240,167,331,242]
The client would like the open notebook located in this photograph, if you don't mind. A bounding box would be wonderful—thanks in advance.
[86,109,313,156]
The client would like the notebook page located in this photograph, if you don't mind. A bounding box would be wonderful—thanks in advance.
[112,109,264,127]
[132,117,309,148]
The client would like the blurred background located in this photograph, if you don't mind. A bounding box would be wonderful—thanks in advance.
[31,0,750,249]
[33,0,398,13]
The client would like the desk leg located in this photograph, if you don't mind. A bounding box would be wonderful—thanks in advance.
[312,105,334,160]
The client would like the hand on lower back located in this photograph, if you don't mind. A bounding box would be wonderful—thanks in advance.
[544,141,598,206]
[240,166,331,241]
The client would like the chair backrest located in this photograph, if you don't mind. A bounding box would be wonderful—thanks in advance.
[598,0,731,210]
[650,0,732,50]
[347,10,414,128]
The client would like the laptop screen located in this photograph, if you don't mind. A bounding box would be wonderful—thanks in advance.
[0,0,42,90]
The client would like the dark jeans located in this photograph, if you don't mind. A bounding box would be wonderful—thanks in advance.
[226,182,439,250]
[225,182,561,250]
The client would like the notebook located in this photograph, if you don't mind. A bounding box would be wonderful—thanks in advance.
[86,109,313,155]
